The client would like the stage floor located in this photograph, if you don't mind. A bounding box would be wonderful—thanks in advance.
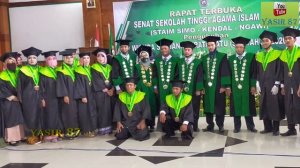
[0,117,300,168]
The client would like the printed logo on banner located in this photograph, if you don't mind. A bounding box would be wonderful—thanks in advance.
[273,2,286,16]
[261,1,299,27]
[200,0,208,7]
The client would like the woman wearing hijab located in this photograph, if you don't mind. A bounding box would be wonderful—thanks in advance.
[0,52,25,146]
[91,48,114,135]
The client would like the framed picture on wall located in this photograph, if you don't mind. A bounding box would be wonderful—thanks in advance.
[87,0,96,8]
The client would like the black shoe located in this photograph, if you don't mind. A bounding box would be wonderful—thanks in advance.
[260,130,272,134]
[203,127,214,132]
[181,134,193,140]
[193,127,200,132]
[233,129,240,133]
[149,126,155,133]
[218,127,224,133]
[280,130,297,136]
[248,128,258,133]
[273,131,279,136]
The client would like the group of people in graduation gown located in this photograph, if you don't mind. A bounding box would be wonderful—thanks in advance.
[1,27,300,145]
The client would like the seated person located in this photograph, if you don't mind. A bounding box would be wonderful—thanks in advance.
[159,80,194,139]
[113,77,151,141]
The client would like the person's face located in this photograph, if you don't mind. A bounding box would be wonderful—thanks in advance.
[235,44,245,55]
[184,48,193,57]
[172,87,182,97]
[207,42,216,52]
[261,38,272,49]
[28,55,38,65]
[160,46,170,56]
[97,53,106,64]
[284,36,296,48]
[120,45,129,54]
[126,82,136,94]
[6,57,16,64]
[17,57,22,66]
[81,55,90,66]
[64,55,74,65]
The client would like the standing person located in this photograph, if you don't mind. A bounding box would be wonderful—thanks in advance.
[91,48,114,135]
[178,41,204,132]
[39,51,63,142]
[56,49,79,139]
[201,36,231,133]
[113,77,151,141]
[153,38,179,106]
[135,45,158,132]
[159,80,194,139]
[16,53,22,74]
[17,47,43,144]
[228,37,257,133]
[0,52,25,146]
[279,28,300,136]
[111,39,137,94]
[256,30,284,136]
[74,52,97,137]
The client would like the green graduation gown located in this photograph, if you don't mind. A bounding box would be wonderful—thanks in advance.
[228,53,257,117]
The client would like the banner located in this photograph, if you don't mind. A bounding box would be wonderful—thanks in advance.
[113,0,300,57]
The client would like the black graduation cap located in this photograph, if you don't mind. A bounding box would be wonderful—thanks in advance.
[59,50,74,56]
[231,36,251,46]
[180,41,196,49]
[42,51,58,58]
[170,79,186,88]
[280,27,300,38]
[92,48,109,56]
[115,39,131,46]
[155,38,173,47]
[259,30,278,42]
[202,36,221,43]
[79,52,91,58]
[124,77,138,84]
[0,52,18,62]
[21,47,42,57]
[135,45,152,56]
[65,48,77,54]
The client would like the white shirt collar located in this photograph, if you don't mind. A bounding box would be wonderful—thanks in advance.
[162,55,172,61]
[185,56,194,64]
[236,52,246,59]
[121,53,129,59]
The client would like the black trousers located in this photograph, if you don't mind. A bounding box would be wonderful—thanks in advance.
[234,116,255,130]
[206,113,224,129]
[192,95,201,130]
[115,127,150,141]
[263,119,280,132]
[162,118,193,138]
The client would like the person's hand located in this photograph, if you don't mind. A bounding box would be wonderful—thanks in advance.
[200,90,205,95]
[219,87,226,93]
[116,122,124,133]
[297,86,300,97]
[154,88,159,94]
[180,124,188,132]
[102,88,108,93]
[250,87,256,95]
[41,99,46,107]
[64,96,70,104]
[116,89,122,94]
[225,88,231,96]
[195,91,201,96]
[137,120,146,130]
[107,89,114,96]
[281,87,285,95]
[82,98,88,103]
[160,113,166,124]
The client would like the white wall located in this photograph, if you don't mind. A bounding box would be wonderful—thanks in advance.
[9,3,85,61]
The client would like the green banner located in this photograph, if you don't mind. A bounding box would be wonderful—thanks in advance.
[113,0,300,57]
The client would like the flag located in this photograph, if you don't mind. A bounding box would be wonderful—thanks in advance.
[108,23,115,55]
[94,24,100,47]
